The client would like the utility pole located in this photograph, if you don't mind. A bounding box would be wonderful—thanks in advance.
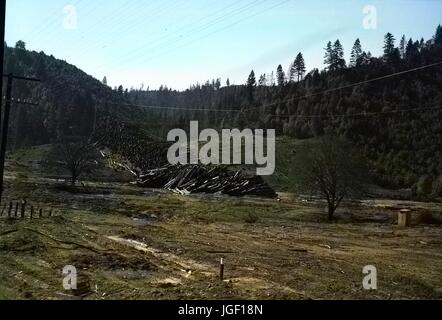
[0,0,6,103]
[0,73,40,204]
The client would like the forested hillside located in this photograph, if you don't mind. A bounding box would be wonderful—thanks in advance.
[2,41,141,148]
[126,26,442,189]
[2,25,442,190]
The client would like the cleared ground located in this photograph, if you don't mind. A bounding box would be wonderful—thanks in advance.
[0,146,441,300]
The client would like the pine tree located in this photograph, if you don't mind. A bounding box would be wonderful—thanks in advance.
[324,41,333,70]
[102,76,108,86]
[295,52,306,81]
[333,39,346,69]
[226,78,230,87]
[247,70,256,87]
[276,64,285,87]
[383,32,396,60]
[215,78,221,90]
[246,70,256,102]
[434,24,442,45]
[350,38,363,67]
[325,40,345,70]
[359,51,372,66]
[419,37,425,49]
[405,38,420,63]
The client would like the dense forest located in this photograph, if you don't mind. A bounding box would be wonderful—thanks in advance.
[2,25,442,191]
[124,26,442,189]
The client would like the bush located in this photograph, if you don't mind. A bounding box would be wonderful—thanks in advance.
[432,175,442,197]
[244,212,259,224]
[417,175,433,196]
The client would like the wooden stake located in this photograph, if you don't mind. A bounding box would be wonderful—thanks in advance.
[39,208,42,218]
[14,202,19,217]
[8,202,12,217]
[20,200,25,219]
[219,258,224,281]
[30,206,34,219]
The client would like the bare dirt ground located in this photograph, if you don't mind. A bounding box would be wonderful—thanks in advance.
[0,147,441,300]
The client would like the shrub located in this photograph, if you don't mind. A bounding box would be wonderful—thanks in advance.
[244,212,259,224]
[432,175,442,197]
[416,175,433,196]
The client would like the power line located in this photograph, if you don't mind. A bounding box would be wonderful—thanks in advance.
[104,100,442,118]
[262,105,442,119]
[107,101,239,113]
[24,0,86,43]
[68,0,187,62]
[73,0,188,59]
[95,0,269,73]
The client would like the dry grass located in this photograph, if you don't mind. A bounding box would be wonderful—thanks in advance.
[0,146,441,300]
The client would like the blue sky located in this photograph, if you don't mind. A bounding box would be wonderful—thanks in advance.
[5,0,442,90]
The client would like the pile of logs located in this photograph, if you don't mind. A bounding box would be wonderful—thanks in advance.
[94,117,170,173]
[95,117,277,198]
[137,165,277,198]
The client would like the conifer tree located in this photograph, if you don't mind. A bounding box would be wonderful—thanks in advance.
[276,64,285,86]
[350,38,363,67]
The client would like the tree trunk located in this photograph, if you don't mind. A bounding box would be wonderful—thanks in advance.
[327,203,335,221]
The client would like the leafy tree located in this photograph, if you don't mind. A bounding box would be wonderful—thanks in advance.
[294,137,368,220]
[15,40,26,50]
[267,71,275,86]
[258,74,267,86]
[399,35,406,59]
[53,136,98,185]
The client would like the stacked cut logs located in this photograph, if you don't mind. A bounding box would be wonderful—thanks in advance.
[137,165,277,198]
[93,117,170,173]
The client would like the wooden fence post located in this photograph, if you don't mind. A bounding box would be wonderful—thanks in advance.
[219,258,225,281]
[8,202,12,217]
[30,206,34,219]
[14,202,19,217]
[20,200,26,219]
[39,208,42,218]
